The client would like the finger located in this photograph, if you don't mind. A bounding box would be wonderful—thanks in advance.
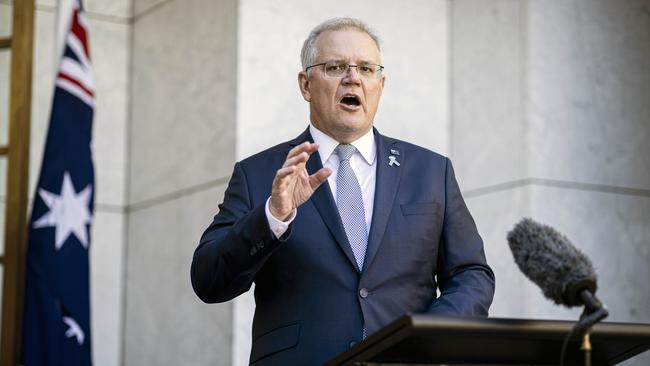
[282,151,309,168]
[308,167,332,190]
[286,141,311,159]
[287,141,319,159]
[274,166,296,181]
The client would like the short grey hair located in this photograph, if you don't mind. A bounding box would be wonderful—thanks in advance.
[300,17,382,70]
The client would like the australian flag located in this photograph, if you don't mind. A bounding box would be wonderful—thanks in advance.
[22,0,94,364]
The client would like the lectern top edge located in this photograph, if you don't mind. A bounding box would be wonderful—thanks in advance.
[325,314,650,366]
[407,314,650,339]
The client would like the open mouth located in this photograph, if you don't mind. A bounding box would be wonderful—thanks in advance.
[340,95,361,107]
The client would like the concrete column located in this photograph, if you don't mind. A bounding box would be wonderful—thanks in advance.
[125,0,238,364]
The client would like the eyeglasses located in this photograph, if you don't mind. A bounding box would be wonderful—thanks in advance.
[305,61,384,79]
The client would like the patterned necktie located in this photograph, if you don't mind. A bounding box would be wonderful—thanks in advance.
[335,144,368,271]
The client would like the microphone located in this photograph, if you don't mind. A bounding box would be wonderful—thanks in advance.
[508,218,610,366]
[506,218,604,311]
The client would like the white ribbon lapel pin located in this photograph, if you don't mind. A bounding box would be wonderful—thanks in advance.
[388,150,401,167]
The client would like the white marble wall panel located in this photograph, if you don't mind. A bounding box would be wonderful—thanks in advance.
[87,17,130,207]
[465,186,528,318]
[35,0,57,9]
[129,0,237,205]
[28,7,56,199]
[237,0,449,160]
[0,3,11,36]
[527,0,650,189]
[232,290,255,366]
[84,0,132,20]
[0,201,5,256]
[450,0,527,191]
[37,0,133,21]
[1,50,9,146]
[133,0,168,18]
[127,0,238,364]
[124,185,232,366]
[90,211,125,366]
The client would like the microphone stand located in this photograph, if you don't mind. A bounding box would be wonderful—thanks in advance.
[573,290,609,366]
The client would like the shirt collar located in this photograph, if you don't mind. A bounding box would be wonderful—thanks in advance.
[309,124,377,165]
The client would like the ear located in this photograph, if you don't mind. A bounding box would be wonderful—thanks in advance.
[298,71,311,102]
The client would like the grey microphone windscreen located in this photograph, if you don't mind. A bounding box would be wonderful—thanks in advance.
[507,218,597,307]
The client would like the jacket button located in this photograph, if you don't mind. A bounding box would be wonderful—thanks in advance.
[257,241,264,249]
[249,247,257,256]
[349,341,358,348]
[359,288,369,298]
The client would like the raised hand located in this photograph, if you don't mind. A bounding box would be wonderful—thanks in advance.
[269,141,332,221]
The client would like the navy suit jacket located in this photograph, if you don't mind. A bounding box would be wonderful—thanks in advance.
[191,128,495,365]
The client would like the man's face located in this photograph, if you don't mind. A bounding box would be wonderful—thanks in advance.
[299,28,385,143]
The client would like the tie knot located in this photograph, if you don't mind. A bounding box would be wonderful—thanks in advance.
[336,144,357,161]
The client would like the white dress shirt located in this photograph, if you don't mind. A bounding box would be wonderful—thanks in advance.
[265,124,377,238]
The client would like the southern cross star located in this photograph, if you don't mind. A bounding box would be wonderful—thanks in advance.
[33,171,93,250]
[63,316,85,345]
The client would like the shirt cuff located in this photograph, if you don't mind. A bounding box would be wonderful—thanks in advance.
[265,197,296,239]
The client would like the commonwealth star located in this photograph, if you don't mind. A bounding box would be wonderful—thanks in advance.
[33,171,93,250]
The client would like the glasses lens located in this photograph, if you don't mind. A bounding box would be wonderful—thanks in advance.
[324,62,348,77]
[322,62,382,79]
[358,64,379,78]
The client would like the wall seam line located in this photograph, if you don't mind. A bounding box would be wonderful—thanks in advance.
[464,178,650,199]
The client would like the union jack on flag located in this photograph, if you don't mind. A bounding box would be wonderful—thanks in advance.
[56,0,95,107]
[22,0,95,364]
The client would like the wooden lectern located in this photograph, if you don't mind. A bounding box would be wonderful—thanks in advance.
[325,314,650,365]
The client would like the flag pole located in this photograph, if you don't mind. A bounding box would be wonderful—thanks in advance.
[0,0,35,364]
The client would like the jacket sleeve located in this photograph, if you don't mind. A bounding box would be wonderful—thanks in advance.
[190,162,291,303]
[428,158,496,316]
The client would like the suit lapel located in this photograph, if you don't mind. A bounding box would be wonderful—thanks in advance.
[289,128,360,273]
[364,130,402,272]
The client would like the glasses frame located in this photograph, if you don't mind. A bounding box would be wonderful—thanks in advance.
[305,61,385,79]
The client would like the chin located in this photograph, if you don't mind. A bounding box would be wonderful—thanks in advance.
[335,121,372,138]
[335,115,366,129]
[336,121,363,132]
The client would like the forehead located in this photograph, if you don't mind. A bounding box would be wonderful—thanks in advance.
[314,28,381,63]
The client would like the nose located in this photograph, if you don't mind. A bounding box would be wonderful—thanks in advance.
[342,65,361,83]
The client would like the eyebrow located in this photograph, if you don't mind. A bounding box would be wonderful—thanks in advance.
[324,59,378,65]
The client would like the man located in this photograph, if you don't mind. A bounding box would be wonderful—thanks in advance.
[191,17,495,365]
